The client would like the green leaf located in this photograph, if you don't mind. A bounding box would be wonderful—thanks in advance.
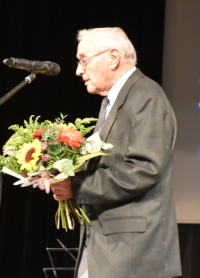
[39,165,46,172]
[74,151,109,171]
[53,158,75,177]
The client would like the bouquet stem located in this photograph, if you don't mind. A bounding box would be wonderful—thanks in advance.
[56,198,90,231]
[77,204,91,223]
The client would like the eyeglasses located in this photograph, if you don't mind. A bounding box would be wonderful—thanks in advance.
[77,49,110,69]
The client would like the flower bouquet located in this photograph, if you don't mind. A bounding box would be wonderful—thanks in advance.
[0,114,113,231]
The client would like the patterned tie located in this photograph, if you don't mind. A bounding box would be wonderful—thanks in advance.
[95,96,109,132]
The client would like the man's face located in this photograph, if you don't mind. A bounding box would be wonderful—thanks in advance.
[76,38,114,96]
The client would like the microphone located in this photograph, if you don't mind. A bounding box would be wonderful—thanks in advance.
[3,58,60,76]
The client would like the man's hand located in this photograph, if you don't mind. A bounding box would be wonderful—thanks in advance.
[50,177,72,201]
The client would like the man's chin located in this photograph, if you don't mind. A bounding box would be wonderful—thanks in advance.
[86,85,99,95]
[86,85,108,96]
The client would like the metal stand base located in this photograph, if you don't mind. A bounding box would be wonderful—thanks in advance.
[43,239,79,278]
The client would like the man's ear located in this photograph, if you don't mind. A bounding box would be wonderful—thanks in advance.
[109,49,121,69]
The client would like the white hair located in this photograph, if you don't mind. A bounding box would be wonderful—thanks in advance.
[77,27,137,65]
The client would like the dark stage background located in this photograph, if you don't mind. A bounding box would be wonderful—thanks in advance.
[0,1,198,278]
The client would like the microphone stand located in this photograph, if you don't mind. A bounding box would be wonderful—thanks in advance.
[0,72,36,106]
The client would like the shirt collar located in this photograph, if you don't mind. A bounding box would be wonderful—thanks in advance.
[107,66,136,107]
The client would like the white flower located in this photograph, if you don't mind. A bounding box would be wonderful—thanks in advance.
[85,143,93,151]
[80,148,87,154]
[102,142,113,150]
[85,132,113,153]
[3,150,14,156]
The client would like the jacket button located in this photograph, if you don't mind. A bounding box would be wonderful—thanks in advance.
[81,199,85,204]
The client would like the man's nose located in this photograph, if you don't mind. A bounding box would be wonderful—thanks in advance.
[76,63,85,76]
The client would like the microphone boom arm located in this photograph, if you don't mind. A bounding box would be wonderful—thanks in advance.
[0,72,36,106]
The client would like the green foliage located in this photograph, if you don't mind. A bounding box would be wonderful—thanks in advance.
[35,113,69,141]
[9,115,41,133]
[46,158,56,170]
[54,113,67,125]
[6,115,43,149]
[38,125,60,141]
[0,155,23,173]
[3,132,24,151]
[23,115,41,130]
[0,155,6,171]
[47,143,69,159]
[75,118,97,136]
[46,142,82,170]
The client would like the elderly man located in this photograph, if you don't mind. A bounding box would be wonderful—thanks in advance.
[51,27,182,278]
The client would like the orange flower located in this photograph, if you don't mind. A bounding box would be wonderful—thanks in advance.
[58,128,83,149]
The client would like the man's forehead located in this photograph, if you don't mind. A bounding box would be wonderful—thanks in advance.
[77,35,106,58]
[77,40,95,57]
[77,41,91,57]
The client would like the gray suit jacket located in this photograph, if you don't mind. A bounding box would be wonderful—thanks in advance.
[72,69,182,278]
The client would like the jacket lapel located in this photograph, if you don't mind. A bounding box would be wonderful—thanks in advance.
[99,68,144,142]
[87,69,144,171]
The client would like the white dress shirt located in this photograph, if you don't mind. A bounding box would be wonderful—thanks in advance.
[105,66,136,119]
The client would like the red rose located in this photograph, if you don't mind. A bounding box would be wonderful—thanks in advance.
[33,128,46,141]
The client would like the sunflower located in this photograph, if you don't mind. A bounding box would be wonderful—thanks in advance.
[16,139,42,171]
